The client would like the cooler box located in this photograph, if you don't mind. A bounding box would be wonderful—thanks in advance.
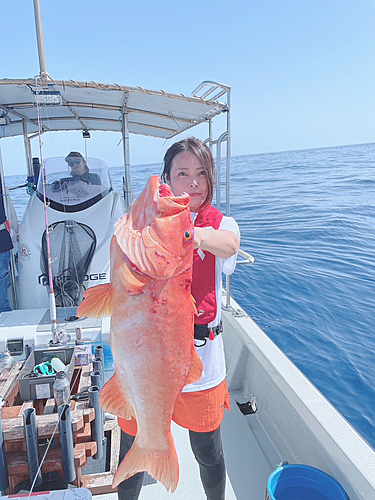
[265,463,348,500]
[18,346,75,401]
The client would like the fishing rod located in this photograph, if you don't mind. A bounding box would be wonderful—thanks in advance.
[34,78,59,344]
[32,0,66,343]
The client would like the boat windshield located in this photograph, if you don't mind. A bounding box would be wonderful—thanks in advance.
[37,157,112,212]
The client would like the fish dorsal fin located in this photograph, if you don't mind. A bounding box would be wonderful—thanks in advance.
[118,263,145,295]
[99,372,135,420]
[185,346,203,386]
[77,283,113,318]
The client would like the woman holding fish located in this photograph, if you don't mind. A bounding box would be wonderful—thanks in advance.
[116,137,240,500]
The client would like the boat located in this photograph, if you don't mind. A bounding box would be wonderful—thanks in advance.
[0,2,374,498]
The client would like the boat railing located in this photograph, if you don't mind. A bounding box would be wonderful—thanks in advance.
[223,249,254,312]
[194,81,231,218]
[236,248,254,266]
[191,80,231,102]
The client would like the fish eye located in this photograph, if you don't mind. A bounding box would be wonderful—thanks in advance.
[184,230,194,242]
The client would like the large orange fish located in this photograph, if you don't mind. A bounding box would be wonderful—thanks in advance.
[77,175,202,493]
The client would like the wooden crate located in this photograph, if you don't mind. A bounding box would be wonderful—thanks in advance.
[0,359,119,495]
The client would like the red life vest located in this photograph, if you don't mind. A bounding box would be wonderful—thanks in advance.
[192,205,223,325]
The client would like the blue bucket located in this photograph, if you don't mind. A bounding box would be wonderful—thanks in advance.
[266,464,348,500]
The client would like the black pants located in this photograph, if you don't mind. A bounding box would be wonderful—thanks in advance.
[117,427,226,500]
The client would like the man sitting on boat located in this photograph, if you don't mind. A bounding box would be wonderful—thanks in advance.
[65,151,102,185]
[53,151,102,191]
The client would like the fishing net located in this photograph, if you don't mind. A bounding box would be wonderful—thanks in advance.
[40,220,96,307]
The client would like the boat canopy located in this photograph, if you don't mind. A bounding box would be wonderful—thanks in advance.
[0,78,228,139]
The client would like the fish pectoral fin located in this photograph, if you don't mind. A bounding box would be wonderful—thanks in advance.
[190,295,198,316]
[118,263,145,295]
[76,283,113,318]
[112,431,179,493]
[185,347,203,386]
[99,373,135,420]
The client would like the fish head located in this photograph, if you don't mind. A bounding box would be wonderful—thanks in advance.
[114,176,195,278]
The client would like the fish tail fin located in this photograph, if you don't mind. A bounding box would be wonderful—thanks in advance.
[77,283,113,318]
[112,431,179,493]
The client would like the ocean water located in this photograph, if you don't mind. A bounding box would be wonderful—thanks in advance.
[6,142,375,450]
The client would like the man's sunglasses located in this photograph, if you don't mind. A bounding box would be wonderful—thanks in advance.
[68,159,81,167]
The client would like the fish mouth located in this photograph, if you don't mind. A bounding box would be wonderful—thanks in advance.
[114,175,193,279]
[158,182,174,198]
[157,180,190,211]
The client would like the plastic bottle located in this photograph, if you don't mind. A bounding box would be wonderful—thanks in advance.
[0,350,15,374]
[51,357,66,373]
[53,371,70,407]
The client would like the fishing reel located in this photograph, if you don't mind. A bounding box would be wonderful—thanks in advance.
[49,328,71,346]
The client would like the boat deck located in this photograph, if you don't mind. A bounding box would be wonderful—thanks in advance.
[96,395,271,499]
[0,357,271,499]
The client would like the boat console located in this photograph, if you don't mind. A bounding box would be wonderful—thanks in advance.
[17,157,124,310]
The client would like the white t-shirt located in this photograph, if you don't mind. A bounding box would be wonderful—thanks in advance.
[183,215,240,393]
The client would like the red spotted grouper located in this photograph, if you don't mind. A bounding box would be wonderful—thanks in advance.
[77,175,202,492]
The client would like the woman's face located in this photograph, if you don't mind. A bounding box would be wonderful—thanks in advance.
[168,151,208,212]
[68,158,86,176]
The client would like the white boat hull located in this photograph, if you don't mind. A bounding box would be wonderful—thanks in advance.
[222,295,375,499]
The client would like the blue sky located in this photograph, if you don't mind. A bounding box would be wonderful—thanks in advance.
[1,0,375,175]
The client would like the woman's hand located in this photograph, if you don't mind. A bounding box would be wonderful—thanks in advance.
[194,227,239,259]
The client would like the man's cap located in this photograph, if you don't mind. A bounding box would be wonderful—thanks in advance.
[65,151,84,162]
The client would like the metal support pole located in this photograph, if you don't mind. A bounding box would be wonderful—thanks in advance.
[225,87,232,218]
[23,408,43,488]
[121,106,134,210]
[32,0,48,80]
[225,88,232,310]
[0,144,18,310]
[208,119,213,151]
[88,386,104,460]
[22,119,33,177]
[214,132,229,219]
[216,141,222,211]
[58,404,76,484]
[0,411,9,494]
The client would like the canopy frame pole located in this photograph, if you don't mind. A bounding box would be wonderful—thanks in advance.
[225,87,232,309]
[208,119,213,151]
[32,0,48,81]
[22,119,33,177]
[225,87,232,218]
[198,82,233,309]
